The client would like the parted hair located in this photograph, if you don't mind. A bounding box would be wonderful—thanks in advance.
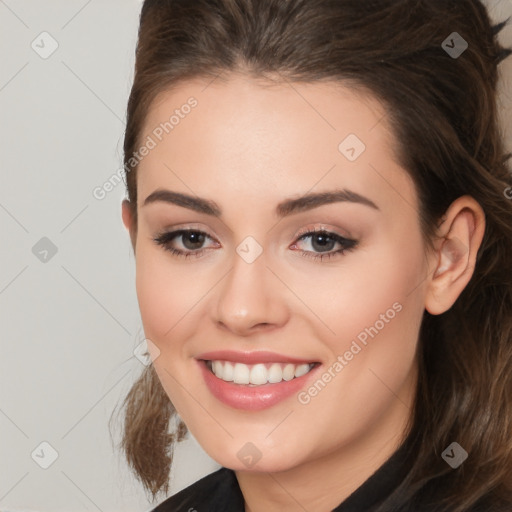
[110,1,512,510]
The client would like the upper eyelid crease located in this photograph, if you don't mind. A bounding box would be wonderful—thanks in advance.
[142,188,380,217]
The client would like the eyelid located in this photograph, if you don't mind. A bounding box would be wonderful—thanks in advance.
[156,223,352,244]
[153,223,358,261]
[294,224,353,240]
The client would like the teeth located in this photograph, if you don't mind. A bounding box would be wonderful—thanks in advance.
[212,360,223,376]
[295,363,310,378]
[268,363,283,383]
[223,361,234,381]
[208,360,315,386]
[233,362,250,384]
[282,363,295,381]
[249,364,268,385]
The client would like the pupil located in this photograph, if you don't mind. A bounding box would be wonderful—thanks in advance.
[184,232,205,249]
[312,233,334,252]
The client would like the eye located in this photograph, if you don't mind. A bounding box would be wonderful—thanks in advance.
[290,228,358,261]
[153,227,358,262]
[153,229,219,259]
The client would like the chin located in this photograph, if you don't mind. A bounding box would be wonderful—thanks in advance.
[204,443,305,473]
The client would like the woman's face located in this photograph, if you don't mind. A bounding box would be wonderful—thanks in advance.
[123,74,433,472]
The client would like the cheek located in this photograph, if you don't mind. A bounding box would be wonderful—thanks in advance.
[134,246,199,349]
[294,232,425,351]
[293,231,426,415]
[301,232,425,415]
[134,251,205,413]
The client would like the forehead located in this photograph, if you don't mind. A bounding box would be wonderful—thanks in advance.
[137,74,415,215]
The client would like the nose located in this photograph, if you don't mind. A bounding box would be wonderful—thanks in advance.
[213,247,289,337]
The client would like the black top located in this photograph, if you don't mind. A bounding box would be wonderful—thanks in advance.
[150,438,505,512]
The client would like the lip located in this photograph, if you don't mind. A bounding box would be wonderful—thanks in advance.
[197,357,321,411]
[196,350,316,365]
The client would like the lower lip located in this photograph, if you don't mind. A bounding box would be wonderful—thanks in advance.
[198,360,319,411]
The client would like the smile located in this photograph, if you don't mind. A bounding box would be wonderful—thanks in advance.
[196,352,321,410]
[205,360,316,386]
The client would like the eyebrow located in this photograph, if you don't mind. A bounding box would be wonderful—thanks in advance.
[142,188,379,217]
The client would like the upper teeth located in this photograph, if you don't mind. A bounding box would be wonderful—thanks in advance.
[207,360,314,386]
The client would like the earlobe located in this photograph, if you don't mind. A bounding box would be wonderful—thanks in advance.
[424,196,485,315]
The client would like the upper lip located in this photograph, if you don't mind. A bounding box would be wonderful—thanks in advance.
[196,350,317,365]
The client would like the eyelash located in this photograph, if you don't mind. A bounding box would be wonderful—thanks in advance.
[152,228,358,262]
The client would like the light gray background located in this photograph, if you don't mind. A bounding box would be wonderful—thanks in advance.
[1,1,511,511]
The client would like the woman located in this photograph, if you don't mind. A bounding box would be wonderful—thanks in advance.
[111,0,512,510]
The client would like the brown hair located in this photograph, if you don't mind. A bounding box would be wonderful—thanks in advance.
[110,0,512,509]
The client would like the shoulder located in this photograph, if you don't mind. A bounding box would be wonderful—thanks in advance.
[149,467,245,512]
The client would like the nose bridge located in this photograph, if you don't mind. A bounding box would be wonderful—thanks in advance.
[214,236,287,334]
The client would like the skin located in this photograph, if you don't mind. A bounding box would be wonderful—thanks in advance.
[121,73,485,512]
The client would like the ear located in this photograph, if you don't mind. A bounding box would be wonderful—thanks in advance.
[121,199,137,251]
[424,195,485,315]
